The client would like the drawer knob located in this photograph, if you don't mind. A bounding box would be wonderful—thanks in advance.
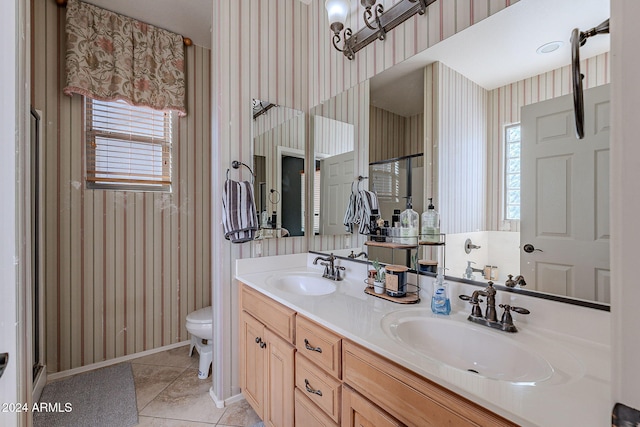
[304,338,323,353]
[304,379,323,396]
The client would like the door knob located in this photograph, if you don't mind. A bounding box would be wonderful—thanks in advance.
[523,244,543,253]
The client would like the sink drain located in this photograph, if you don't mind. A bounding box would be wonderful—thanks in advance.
[467,369,480,374]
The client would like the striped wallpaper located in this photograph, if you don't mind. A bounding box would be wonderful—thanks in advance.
[486,52,610,231]
[213,0,518,401]
[428,62,488,234]
[32,0,212,373]
[313,115,355,157]
[369,105,424,164]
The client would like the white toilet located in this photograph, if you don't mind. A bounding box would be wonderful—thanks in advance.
[185,306,213,379]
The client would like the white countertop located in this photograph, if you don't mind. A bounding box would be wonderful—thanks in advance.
[236,253,611,427]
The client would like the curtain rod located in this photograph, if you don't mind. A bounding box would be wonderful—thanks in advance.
[55,0,193,46]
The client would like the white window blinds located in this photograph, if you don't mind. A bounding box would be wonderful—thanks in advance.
[86,98,173,191]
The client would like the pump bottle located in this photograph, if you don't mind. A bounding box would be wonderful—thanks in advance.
[399,197,419,245]
[421,198,440,243]
[431,267,451,315]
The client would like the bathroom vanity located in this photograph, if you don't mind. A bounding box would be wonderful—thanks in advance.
[236,253,610,427]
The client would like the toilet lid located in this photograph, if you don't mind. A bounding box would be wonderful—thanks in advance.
[186,306,213,324]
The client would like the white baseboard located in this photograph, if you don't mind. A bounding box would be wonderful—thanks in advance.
[46,340,190,381]
[208,387,245,409]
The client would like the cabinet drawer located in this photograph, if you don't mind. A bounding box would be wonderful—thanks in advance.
[296,315,342,378]
[342,340,517,427]
[295,388,339,427]
[342,385,403,427]
[296,353,342,423]
[240,283,295,343]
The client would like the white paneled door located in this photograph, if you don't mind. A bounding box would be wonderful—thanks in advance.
[520,84,610,302]
[320,151,355,236]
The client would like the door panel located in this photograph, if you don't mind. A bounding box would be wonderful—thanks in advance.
[521,84,610,302]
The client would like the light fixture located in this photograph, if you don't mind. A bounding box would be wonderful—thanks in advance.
[326,0,436,60]
[536,41,563,54]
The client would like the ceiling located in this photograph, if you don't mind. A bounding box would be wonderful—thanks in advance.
[370,0,610,117]
[84,0,214,48]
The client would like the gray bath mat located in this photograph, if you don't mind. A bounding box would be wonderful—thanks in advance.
[34,363,138,427]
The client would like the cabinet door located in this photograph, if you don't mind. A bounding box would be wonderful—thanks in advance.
[296,388,339,427]
[341,386,402,427]
[265,329,295,427]
[240,311,266,418]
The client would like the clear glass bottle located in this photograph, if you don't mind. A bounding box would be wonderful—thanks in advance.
[421,198,440,243]
[399,197,419,245]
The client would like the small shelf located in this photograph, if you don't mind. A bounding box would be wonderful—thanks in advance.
[364,241,417,249]
[418,240,446,246]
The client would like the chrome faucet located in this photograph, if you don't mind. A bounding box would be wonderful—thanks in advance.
[312,253,345,281]
[459,282,530,332]
[348,251,368,259]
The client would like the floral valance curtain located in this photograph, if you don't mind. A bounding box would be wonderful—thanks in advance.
[63,0,186,116]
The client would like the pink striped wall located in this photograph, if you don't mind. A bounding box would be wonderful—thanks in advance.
[307,0,519,107]
[32,0,212,373]
[369,106,424,163]
[428,62,487,234]
[212,0,520,400]
[486,52,610,231]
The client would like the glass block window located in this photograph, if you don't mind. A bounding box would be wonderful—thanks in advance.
[85,98,174,191]
[505,124,521,220]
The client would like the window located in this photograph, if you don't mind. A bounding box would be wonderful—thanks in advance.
[85,99,173,191]
[504,123,521,220]
[371,161,400,202]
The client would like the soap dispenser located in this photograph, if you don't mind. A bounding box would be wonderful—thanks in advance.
[421,198,440,243]
[431,268,451,315]
[399,197,419,245]
[464,261,476,279]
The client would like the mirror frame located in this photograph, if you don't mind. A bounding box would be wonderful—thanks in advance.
[310,250,610,311]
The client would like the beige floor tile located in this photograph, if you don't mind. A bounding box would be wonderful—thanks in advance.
[131,345,196,368]
[137,415,215,426]
[218,400,262,427]
[132,364,186,411]
[139,368,224,424]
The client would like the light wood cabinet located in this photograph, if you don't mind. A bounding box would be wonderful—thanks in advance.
[341,386,403,427]
[295,315,343,425]
[342,340,517,427]
[295,389,339,427]
[239,282,518,427]
[239,311,266,416]
[240,283,296,427]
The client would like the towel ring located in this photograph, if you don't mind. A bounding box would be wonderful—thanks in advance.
[227,160,255,183]
[268,189,281,204]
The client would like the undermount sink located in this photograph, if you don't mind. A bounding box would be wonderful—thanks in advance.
[269,272,337,296]
[381,311,554,384]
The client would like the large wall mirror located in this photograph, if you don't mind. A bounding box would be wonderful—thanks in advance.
[310,0,611,307]
[252,100,306,238]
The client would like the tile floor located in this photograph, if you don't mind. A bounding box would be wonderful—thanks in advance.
[130,345,261,427]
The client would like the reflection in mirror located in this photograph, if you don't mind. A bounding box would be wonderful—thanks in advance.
[252,100,305,238]
[311,116,355,235]
[313,0,611,307]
